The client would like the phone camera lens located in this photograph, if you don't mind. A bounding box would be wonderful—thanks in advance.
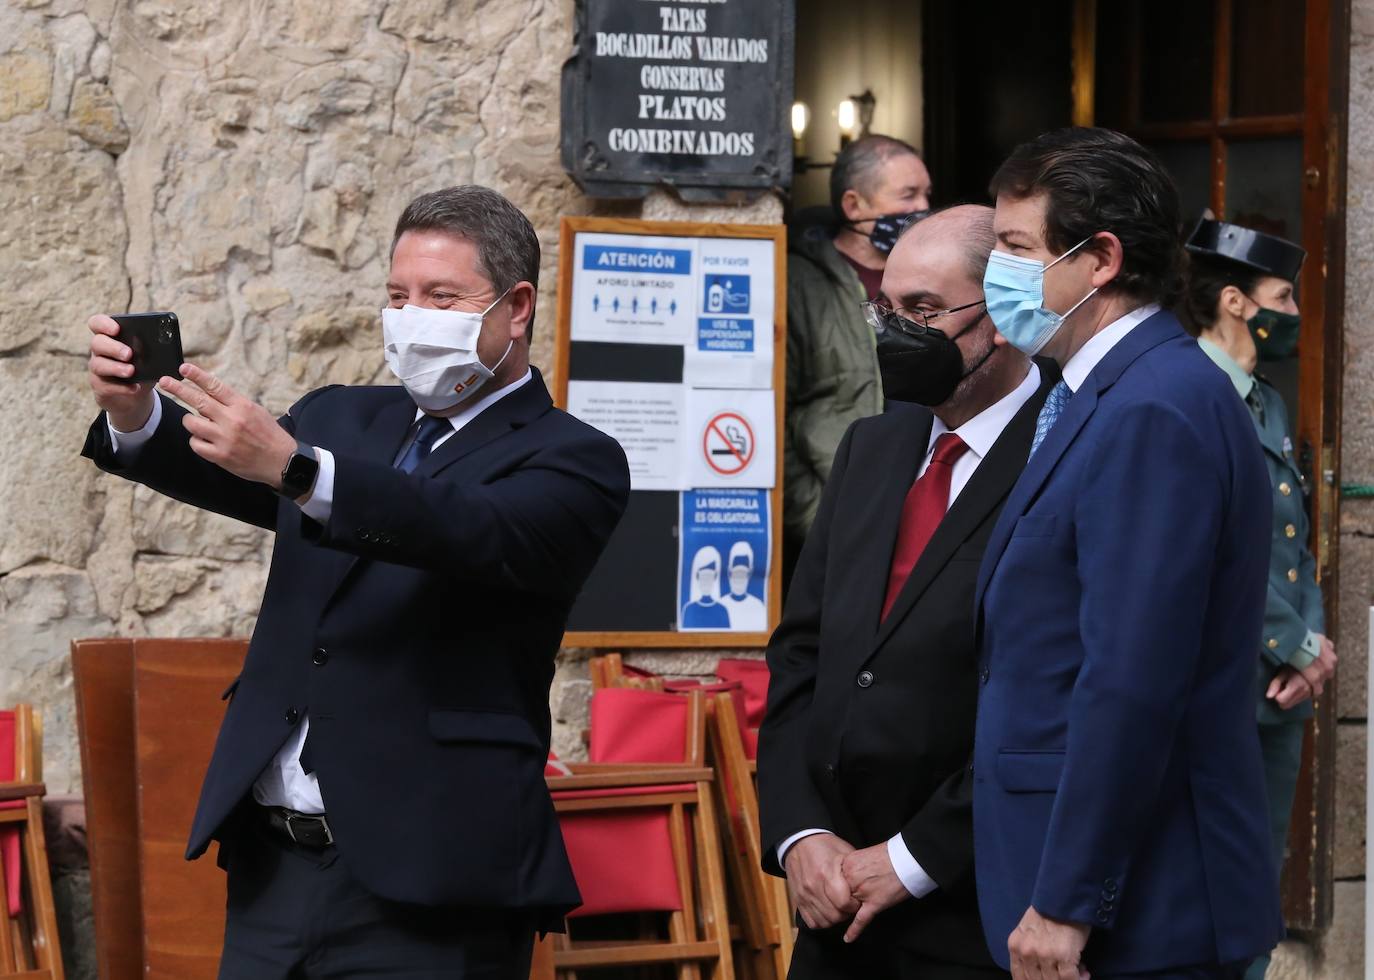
[159,325,174,343]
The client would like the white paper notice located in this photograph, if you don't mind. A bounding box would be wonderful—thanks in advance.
[567,381,687,490]
[682,237,776,389]
[570,234,697,345]
[683,387,776,490]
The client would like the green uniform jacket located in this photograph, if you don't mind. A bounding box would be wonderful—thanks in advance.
[1252,377,1324,725]
[783,228,884,550]
[1199,339,1324,725]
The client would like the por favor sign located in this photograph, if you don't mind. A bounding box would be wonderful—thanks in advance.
[561,0,796,201]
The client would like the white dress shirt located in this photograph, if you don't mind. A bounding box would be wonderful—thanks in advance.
[1058,304,1160,393]
[108,370,533,814]
[776,360,1042,898]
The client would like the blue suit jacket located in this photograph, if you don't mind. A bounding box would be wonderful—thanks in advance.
[82,370,629,927]
[971,311,1284,972]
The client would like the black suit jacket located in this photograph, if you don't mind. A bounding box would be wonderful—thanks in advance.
[757,363,1055,965]
[82,370,630,926]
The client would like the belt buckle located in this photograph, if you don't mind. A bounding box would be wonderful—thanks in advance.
[283,811,333,846]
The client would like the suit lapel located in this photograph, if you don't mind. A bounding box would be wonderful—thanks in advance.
[844,408,933,653]
[415,370,554,478]
[974,311,1185,612]
[363,391,424,467]
[319,370,554,608]
[872,365,1056,651]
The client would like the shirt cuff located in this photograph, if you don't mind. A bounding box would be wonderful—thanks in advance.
[776,828,833,870]
[107,395,163,456]
[298,448,334,524]
[886,834,938,898]
[1288,630,1321,670]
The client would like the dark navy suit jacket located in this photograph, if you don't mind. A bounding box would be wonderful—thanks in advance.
[971,311,1284,972]
[82,370,630,926]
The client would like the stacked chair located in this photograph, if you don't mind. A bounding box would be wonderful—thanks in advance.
[0,705,64,979]
[544,682,734,978]
[539,655,791,980]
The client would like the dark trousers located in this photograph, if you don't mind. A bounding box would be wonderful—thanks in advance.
[788,926,1009,980]
[218,816,535,979]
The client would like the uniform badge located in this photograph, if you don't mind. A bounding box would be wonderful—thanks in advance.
[1282,436,1293,457]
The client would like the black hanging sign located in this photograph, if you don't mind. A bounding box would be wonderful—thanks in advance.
[561,0,795,202]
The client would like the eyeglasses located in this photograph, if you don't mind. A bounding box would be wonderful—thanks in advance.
[861,299,987,336]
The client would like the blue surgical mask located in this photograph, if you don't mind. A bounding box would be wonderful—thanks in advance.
[983,237,1098,355]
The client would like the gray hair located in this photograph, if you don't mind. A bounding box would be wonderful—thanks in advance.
[829,134,921,216]
[392,185,540,334]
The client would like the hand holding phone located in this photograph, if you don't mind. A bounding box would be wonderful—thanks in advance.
[87,313,173,432]
[111,311,184,382]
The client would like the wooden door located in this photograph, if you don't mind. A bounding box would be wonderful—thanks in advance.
[1078,0,1349,929]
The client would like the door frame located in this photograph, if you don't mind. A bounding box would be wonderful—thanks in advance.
[1073,0,1351,930]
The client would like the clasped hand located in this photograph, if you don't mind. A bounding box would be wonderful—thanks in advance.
[782,834,912,943]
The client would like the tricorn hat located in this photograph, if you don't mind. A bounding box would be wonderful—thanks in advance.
[1185,218,1305,283]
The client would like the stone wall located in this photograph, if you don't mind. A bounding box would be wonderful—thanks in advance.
[0,0,779,803]
[0,3,777,971]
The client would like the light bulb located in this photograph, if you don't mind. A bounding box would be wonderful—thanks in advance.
[837,99,857,137]
[791,101,810,141]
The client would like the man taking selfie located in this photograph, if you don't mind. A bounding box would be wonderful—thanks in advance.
[82,185,630,978]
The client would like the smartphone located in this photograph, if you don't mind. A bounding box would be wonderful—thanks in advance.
[112,312,183,383]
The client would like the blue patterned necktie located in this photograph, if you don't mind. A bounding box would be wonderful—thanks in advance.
[1029,380,1073,458]
[395,414,451,473]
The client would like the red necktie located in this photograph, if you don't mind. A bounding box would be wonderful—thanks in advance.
[880,433,969,621]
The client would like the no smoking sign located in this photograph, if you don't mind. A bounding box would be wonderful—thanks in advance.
[702,411,756,476]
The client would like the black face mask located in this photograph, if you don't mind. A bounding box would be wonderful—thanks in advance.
[850,210,932,255]
[867,300,993,406]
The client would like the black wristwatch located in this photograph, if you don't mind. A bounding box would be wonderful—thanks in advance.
[278,442,320,499]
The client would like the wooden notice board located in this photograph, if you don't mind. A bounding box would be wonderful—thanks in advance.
[553,216,786,648]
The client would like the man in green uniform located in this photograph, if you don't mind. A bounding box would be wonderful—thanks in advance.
[1181,219,1338,979]
[784,135,932,564]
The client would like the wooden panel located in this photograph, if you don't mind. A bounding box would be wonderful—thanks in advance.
[132,639,246,980]
[71,638,142,980]
[1281,0,1349,931]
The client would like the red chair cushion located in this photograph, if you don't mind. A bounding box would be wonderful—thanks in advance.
[589,688,689,765]
[560,811,682,917]
[560,689,696,917]
[715,659,769,729]
[0,711,18,917]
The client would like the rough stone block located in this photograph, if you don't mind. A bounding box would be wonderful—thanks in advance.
[0,126,128,354]
[0,51,52,121]
[1269,937,1318,980]
[1332,722,1366,879]
[1336,530,1372,719]
[131,485,268,563]
[0,359,106,574]
[1315,879,1364,977]
[0,565,111,794]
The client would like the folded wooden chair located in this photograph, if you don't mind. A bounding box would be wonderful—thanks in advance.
[589,652,663,692]
[548,687,733,979]
[708,693,793,980]
[0,704,64,979]
[585,655,792,978]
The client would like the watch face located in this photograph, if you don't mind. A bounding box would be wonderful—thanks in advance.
[283,448,319,495]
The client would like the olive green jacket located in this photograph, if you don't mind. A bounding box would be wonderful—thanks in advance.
[783,228,883,551]
[1199,340,1324,725]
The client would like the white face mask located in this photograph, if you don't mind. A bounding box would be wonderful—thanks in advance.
[380,289,512,413]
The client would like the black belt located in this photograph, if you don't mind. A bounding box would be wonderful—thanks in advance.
[261,806,335,848]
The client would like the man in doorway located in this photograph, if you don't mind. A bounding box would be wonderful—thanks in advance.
[82,185,631,977]
[972,128,1283,978]
[760,205,1053,980]
[784,134,933,564]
